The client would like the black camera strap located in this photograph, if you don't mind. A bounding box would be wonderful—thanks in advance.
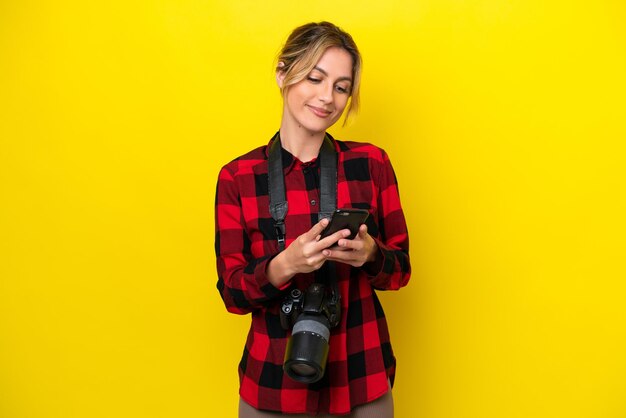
[268,132,340,325]
[268,133,289,252]
[268,132,337,250]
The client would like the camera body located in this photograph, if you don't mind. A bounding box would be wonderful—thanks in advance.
[280,284,340,383]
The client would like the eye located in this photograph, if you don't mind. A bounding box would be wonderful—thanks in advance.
[307,76,321,83]
[335,85,350,94]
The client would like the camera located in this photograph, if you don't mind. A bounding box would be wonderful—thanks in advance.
[280,283,340,383]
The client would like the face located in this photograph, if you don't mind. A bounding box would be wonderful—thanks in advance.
[278,47,353,135]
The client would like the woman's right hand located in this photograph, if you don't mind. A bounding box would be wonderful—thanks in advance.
[266,218,351,288]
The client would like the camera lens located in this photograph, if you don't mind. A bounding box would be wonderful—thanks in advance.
[283,314,331,383]
[290,363,317,377]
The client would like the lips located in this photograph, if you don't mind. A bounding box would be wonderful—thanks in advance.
[307,105,332,118]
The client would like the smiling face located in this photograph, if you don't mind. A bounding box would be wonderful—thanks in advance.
[277,47,354,136]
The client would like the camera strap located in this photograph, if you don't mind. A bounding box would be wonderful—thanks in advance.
[268,132,337,251]
[268,132,340,324]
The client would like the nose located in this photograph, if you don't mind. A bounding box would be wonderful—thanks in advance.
[317,81,334,104]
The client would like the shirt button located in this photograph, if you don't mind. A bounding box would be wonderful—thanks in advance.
[310,200,316,206]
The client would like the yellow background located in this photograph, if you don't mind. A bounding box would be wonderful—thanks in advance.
[1,1,625,417]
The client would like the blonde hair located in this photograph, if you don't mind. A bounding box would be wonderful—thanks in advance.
[276,22,362,125]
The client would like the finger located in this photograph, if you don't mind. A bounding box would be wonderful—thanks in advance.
[338,226,367,248]
[336,236,358,250]
[329,244,354,252]
[339,225,367,247]
[303,218,330,241]
[323,248,358,264]
[317,228,351,250]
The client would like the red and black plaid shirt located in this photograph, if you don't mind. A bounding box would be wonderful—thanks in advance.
[215,133,410,415]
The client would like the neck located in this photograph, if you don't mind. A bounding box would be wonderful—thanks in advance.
[279,124,326,163]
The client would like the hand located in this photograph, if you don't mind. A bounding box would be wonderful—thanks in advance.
[267,218,352,287]
[322,224,378,268]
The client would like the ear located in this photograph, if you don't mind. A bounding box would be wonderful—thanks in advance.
[276,61,286,88]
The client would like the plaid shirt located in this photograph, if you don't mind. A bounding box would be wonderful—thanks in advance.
[215,133,410,415]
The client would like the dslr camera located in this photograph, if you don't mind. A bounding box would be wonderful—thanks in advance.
[280,283,340,383]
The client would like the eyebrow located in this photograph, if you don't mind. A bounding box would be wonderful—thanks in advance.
[313,66,352,83]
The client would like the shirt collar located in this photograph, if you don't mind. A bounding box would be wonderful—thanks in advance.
[265,132,326,174]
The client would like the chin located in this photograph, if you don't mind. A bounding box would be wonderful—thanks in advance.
[304,118,339,133]
[298,121,331,135]
[307,125,334,135]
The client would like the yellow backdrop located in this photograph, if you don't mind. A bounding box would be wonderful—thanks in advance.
[1,1,625,417]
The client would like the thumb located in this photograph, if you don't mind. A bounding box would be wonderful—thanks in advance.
[358,223,369,238]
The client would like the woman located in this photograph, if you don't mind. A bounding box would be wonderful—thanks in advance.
[215,22,410,417]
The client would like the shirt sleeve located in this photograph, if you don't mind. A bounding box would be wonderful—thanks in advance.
[214,165,287,315]
[363,149,411,290]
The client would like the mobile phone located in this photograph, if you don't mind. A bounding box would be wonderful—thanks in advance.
[319,208,369,241]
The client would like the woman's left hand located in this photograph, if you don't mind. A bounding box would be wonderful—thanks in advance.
[322,224,378,267]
